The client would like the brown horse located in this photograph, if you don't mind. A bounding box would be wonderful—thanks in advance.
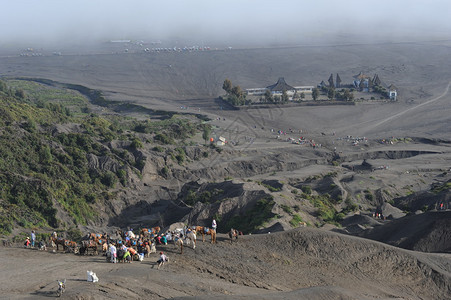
[81,240,98,255]
[50,237,66,251]
[102,242,108,253]
[144,244,151,257]
[140,227,161,238]
[228,228,238,244]
[64,240,79,253]
[194,226,216,243]
[87,233,106,244]
[174,236,184,254]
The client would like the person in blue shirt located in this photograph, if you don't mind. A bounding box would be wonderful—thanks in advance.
[31,230,36,248]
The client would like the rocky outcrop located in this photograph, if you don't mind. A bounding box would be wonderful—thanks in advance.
[87,154,120,173]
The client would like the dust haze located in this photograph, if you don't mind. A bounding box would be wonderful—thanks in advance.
[2,0,451,47]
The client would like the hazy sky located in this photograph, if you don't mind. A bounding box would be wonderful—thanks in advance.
[2,0,451,46]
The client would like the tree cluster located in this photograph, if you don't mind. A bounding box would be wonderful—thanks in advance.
[335,88,354,101]
[222,79,247,106]
[0,79,26,99]
[259,89,289,104]
[318,86,354,101]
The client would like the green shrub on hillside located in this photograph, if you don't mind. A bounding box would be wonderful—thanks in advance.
[305,193,343,225]
[281,204,293,214]
[0,79,208,235]
[289,214,303,227]
[154,133,174,144]
[224,196,275,234]
[301,185,312,194]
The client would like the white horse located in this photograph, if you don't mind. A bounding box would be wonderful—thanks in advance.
[145,241,156,257]
[185,230,196,250]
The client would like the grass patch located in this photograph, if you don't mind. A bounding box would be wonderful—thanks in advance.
[280,204,293,215]
[300,185,312,194]
[431,181,451,194]
[289,214,303,227]
[304,193,343,226]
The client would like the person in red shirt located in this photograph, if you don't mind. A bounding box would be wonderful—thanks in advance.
[24,237,30,248]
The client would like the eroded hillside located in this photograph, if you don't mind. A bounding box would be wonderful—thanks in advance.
[1,77,450,257]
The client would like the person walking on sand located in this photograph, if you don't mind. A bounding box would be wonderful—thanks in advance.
[109,243,117,263]
[212,219,217,232]
[156,251,169,269]
[31,230,36,248]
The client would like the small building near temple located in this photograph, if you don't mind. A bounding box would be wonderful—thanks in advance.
[246,77,313,98]
[388,84,397,101]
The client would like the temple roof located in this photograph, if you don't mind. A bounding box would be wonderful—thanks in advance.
[353,72,371,80]
[266,77,294,91]
[388,84,397,91]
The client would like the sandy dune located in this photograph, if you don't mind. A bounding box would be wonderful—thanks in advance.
[1,228,450,299]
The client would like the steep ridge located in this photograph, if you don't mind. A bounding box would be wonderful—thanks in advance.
[360,211,451,253]
[171,228,451,299]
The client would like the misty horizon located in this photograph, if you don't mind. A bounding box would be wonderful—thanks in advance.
[2,0,451,48]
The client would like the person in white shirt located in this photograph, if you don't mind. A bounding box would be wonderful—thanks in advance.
[157,251,169,269]
[109,244,117,263]
[212,219,217,231]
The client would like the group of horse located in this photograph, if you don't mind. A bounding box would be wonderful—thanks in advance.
[46,232,109,255]
[49,236,80,254]
[43,225,240,257]
[173,226,240,252]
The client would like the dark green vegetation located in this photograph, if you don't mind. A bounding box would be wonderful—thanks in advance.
[220,78,248,106]
[224,196,276,234]
[305,193,345,226]
[258,182,282,192]
[431,180,451,194]
[184,188,224,206]
[0,79,205,235]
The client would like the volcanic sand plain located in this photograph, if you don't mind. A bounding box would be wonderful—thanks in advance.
[1,40,451,299]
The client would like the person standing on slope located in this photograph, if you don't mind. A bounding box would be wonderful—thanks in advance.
[212,219,217,232]
[31,230,36,248]
[109,243,117,263]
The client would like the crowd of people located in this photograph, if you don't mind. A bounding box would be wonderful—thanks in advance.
[22,219,221,270]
